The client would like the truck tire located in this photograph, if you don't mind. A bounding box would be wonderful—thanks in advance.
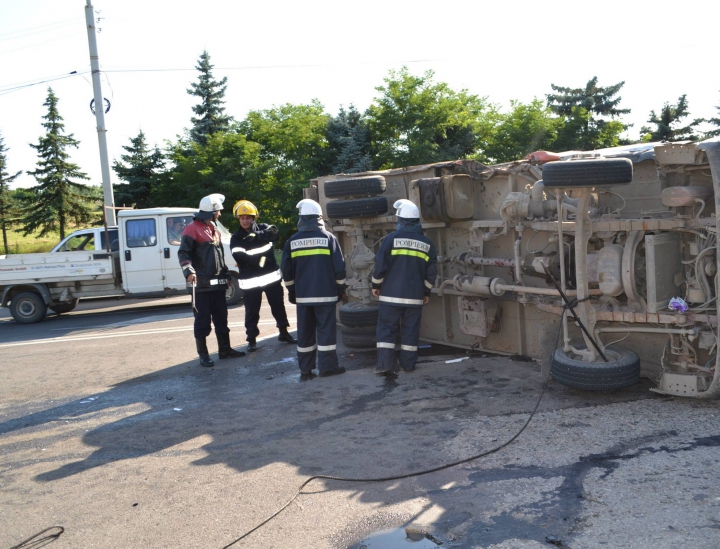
[324,176,386,198]
[49,299,79,315]
[339,301,379,328]
[226,274,243,306]
[10,291,47,324]
[341,326,377,348]
[551,347,640,391]
[326,197,388,219]
[542,158,633,188]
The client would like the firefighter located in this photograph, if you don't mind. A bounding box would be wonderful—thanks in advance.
[281,199,347,378]
[371,199,437,375]
[178,193,246,367]
[230,199,296,352]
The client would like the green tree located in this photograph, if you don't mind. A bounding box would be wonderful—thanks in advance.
[547,77,630,150]
[367,67,493,168]
[0,132,22,254]
[238,101,331,240]
[325,105,373,174]
[640,95,700,142]
[158,131,262,222]
[112,130,164,208]
[703,91,720,138]
[187,51,231,145]
[481,99,561,163]
[22,88,93,239]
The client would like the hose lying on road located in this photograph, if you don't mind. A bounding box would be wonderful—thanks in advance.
[220,311,567,548]
[8,526,64,549]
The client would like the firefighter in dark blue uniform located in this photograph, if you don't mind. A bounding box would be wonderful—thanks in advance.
[230,200,296,352]
[178,193,246,367]
[372,199,437,375]
[281,199,347,378]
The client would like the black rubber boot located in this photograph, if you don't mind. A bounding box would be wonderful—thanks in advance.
[217,333,246,359]
[278,327,297,344]
[318,366,346,378]
[247,338,257,352]
[196,337,215,367]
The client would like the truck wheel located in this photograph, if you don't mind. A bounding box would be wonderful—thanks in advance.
[10,291,48,324]
[339,301,379,327]
[542,158,633,188]
[341,326,377,348]
[49,299,79,315]
[324,176,386,198]
[551,347,640,391]
[326,197,388,219]
[226,274,243,306]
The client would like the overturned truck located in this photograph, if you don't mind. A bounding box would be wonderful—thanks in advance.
[306,139,720,399]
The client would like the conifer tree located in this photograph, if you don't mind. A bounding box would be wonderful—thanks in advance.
[326,105,373,174]
[112,130,164,208]
[547,77,630,150]
[640,95,700,142]
[187,51,231,145]
[22,88,93,239]
[705,91,720,138]
[0,132,22,254]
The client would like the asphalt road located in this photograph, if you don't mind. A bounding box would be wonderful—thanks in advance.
[1,297,719,549]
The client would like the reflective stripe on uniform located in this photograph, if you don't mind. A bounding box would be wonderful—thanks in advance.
[424,280,433,289]
[296,296,338,303]
[379,295,424,306]
[297,344,317,353]
[317,344,337,351]
[336,279,345,284]
[371,277,384,284]
[244,243,273,256]
[376,342,395,349]
[238,269,282,290]
[391,249,429,261]
[284,279,295,286]
[401,344,418,352]
[291,249,331,258]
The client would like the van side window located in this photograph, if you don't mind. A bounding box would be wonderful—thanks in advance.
[126,219,157,248]
[58,233,94,251]
[100,229,119,251]
[166,216,189,246]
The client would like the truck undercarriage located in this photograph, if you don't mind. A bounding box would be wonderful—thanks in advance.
[310,139,720,399]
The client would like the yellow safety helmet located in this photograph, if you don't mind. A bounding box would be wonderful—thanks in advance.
[232,200,258,218]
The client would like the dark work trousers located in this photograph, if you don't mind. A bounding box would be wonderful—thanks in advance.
[193,289,229,338]
[296,303,339,374]
[375,302,422,372]
[242,281,290,340]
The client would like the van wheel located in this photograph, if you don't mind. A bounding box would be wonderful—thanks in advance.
[324,176,386,198]
[542,158,633,188]
[10,291,47,324]
[339,301,379,327]
[551,347,640,391]
[50,299,79,314]
[226,274,243,306]
[341,327,377,348]
[326,197,388,219]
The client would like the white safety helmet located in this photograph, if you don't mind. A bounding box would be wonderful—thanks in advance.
[197,193,225,219]
[297,199,323,216]
[394,199,420,219]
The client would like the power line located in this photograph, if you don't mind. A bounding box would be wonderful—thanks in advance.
[0,17,82,40]
[0,72,88,96]
[0,32,80,55]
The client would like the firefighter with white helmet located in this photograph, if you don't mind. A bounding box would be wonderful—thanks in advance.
[178,193,246,367]
[230,199,296,352]
[281,199,347,378]
[371,199,437,375]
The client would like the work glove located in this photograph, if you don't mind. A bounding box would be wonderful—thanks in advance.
[337,283,347,300]
[287,287,296,305]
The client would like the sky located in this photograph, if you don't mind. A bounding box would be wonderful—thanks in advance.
[1,0,719,191]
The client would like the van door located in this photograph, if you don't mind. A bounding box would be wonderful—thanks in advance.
[160,214,194,290]
[121,216,165,294]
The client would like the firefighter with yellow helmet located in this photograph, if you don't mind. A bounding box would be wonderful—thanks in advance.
[230,200,296,352]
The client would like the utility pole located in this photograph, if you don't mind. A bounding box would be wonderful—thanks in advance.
[84,0,115,226]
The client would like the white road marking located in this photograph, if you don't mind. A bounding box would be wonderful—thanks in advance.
[0,319,297,348]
